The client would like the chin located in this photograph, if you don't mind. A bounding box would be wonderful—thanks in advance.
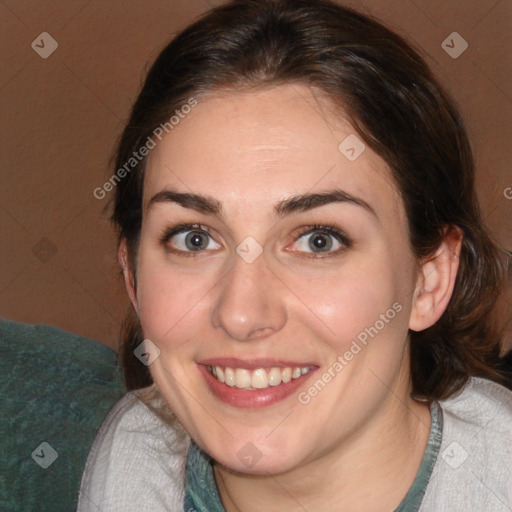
[204,434,306,477]
[216,452,300,477]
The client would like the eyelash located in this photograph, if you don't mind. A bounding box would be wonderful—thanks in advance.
[158,223,352,258]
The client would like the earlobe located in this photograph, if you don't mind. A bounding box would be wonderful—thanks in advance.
[409,226,463,332]
[118,239,138,314]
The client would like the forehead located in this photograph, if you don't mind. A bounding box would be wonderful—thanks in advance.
[143,84,402,221]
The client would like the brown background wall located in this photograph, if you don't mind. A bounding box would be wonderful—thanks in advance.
[1,0,511,351]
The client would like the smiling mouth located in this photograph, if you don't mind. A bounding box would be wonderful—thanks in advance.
[207,365,314,390]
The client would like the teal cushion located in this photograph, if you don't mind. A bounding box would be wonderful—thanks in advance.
[0,319,126,512]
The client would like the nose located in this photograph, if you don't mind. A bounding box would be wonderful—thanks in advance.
[210,249,287,342]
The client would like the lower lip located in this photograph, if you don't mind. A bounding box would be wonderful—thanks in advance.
[198,365,317,408]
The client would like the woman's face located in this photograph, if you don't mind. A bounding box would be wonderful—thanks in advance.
[131,84,422,474]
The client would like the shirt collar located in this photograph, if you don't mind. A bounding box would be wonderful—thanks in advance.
[184,401,443,511]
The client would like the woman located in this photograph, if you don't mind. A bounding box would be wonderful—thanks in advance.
[78,0,512,510]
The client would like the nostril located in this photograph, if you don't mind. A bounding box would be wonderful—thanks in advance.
[247,327,274,340]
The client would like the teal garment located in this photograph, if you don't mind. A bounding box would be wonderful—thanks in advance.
[184,440,225,512]
[184,401,443,511]
[0,319,126,512]
[395,401,443,511]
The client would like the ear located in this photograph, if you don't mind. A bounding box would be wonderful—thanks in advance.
[118,238,138,314]
[409,226,463,332]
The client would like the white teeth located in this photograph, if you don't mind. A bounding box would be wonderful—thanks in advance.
[225,367,235,387]
[235,368,251,388]
[268,367,282,386]
[210,365,311,389]
[291,367,302,379]
[252,369,268,389]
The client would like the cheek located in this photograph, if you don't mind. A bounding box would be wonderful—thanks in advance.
[135,255,212,353]
[290,256,403,354]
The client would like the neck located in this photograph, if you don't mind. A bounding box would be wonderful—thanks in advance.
[214,386,432,512]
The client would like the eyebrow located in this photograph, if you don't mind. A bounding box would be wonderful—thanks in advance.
[146,188,377,219]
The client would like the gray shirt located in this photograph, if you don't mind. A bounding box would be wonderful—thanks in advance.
[77,377,512,511]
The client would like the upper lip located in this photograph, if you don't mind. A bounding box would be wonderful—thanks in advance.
[198,357,318,370]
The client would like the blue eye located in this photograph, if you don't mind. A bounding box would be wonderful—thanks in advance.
[159,223,351,258]
[290,225,351,256]
[160,224,220,256]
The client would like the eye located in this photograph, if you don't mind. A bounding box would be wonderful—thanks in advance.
[288,225,351,256]
[160,224,221,256]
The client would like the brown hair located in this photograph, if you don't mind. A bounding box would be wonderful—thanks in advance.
[110,0,509,399]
